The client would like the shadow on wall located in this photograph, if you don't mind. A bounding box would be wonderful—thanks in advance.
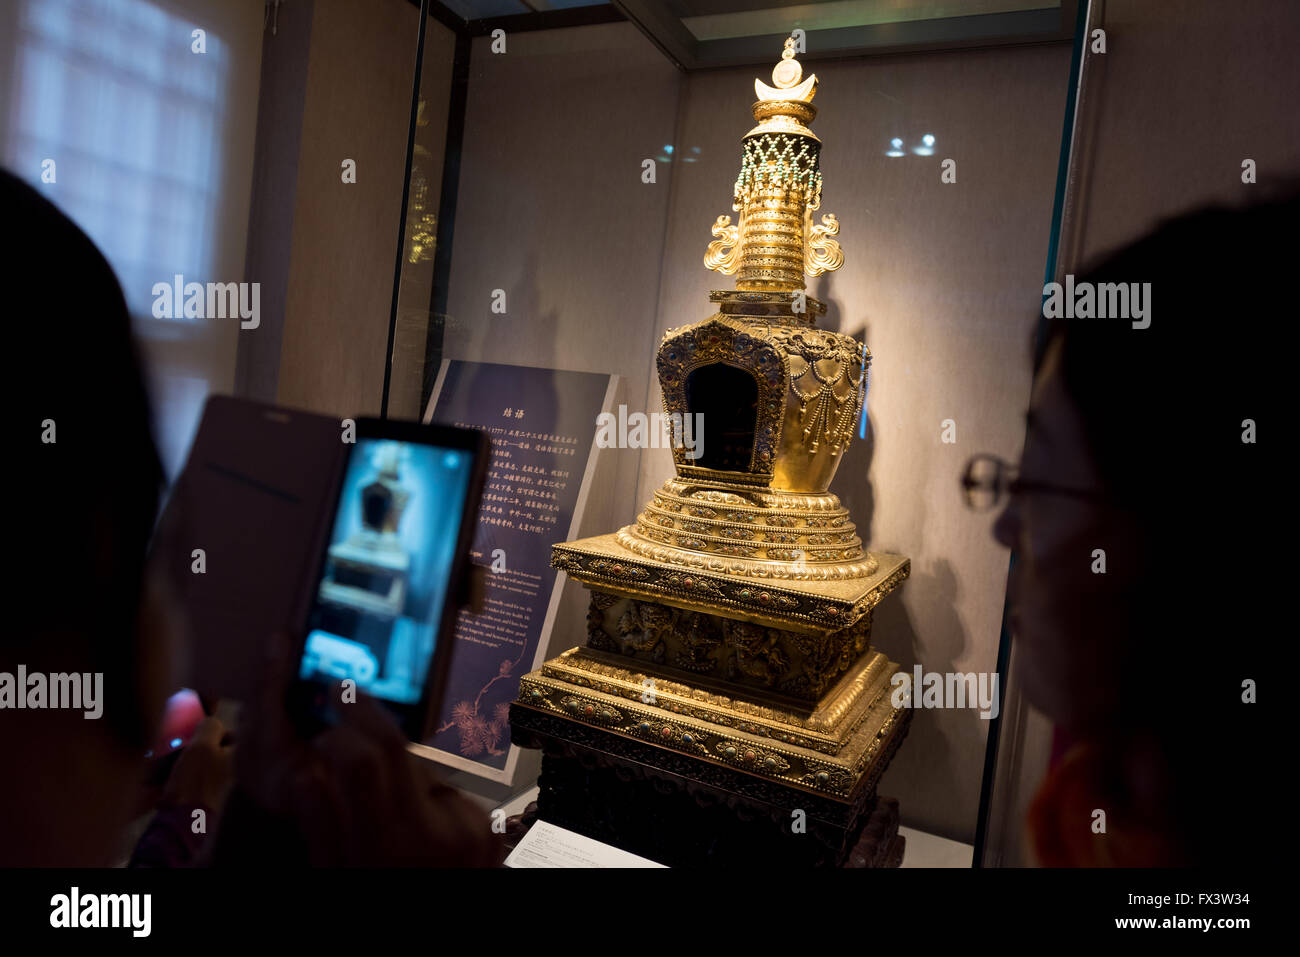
[451,246,558,375]
[823,270,873,547]
[510,247,558,374]
[821,276,981,842]
[873,559,985,842]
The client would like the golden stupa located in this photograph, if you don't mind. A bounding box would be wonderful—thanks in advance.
[510,37,911,864]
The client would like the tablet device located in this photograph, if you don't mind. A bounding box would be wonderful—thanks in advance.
[149,396,348,703]
[289,418,488,741]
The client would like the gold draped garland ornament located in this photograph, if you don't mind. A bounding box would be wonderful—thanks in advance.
[781,331,863,454]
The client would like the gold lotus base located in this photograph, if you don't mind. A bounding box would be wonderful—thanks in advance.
[551,531,909,633]
[515,644,910,801]
[626,478,878,579]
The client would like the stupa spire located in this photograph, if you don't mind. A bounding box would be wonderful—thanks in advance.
[704,35,844,292]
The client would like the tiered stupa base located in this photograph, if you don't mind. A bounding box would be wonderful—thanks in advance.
[509,530,911,867]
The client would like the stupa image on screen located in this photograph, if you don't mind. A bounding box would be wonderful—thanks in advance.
[299,438,471,704]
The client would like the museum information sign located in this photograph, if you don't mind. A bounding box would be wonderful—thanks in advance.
[418,360,613,781]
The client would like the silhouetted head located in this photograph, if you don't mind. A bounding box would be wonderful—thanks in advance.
[994,190,1284,863]
[2,169,170,865]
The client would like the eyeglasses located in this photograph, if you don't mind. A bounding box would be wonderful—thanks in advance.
[960,453,1108,511]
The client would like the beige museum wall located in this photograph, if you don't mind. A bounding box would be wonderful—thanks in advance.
[1069,0,1300,264]
[637,44,1072,843]
[235,0,316,405]
[440,21,681,478]
[269,0,454,418]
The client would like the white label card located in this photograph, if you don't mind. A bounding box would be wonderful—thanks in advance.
[504,820,667,868]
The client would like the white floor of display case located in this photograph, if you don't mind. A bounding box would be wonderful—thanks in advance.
[493,785,974,868]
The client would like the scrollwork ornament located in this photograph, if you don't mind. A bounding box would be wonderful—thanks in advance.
[804,210,845,276]
[704,213,742,275]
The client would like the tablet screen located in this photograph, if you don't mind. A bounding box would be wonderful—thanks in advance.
[296,437,474,705]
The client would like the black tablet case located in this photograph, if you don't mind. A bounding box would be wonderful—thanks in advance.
[149,396,347,703]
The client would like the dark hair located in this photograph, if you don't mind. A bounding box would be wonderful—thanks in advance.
[7,168,164,748]
[1035,192,1285,861]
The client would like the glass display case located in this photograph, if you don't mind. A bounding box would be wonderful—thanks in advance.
[372,0,1088,867]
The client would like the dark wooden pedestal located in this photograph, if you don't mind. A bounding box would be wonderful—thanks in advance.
[510,703,907,867]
